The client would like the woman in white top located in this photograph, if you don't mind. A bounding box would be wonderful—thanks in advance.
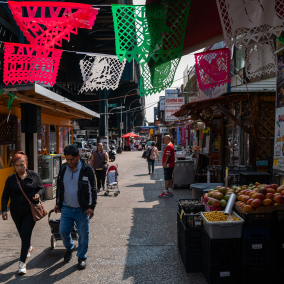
[147,142,159,174]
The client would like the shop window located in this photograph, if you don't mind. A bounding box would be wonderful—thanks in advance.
[235,47,245,72]
[50,125,57,154]
[59,127,71,154]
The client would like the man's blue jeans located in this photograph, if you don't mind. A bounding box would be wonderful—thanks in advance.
[148,159,155,173]
[59,205,90,260]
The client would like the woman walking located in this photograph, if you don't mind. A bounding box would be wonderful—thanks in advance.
[90,143,109,192]
[147,142,159,174]
[1,151,44,275]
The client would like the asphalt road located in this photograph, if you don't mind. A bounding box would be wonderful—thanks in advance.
[0,151,207,284]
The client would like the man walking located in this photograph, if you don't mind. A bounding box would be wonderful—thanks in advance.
[141,140,146,150]
[54,145,97,270]
[159,135,175,198]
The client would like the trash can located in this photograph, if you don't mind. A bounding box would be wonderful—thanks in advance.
[190,183,224,199]
[44,184,56,200]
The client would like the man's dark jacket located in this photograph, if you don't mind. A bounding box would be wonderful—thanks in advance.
[56,159,97,213]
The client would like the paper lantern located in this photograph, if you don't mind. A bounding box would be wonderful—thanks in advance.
[79,54,126,93]
[216,0,284,47]
[195,48,231,91]
[8,1,99,53]
[4,42,62,86]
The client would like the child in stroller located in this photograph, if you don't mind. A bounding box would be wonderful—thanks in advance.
[104,164,120,196]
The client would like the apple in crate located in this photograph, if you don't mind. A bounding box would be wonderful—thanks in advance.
[251,199,262,209]
[274,195,284,204]
[263,199,274,206]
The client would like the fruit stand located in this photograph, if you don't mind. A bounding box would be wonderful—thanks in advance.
[177,181,284,284]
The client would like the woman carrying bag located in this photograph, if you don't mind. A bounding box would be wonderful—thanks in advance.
[147,142,159,174]
[90,143,109,192]
[1,151,45,275]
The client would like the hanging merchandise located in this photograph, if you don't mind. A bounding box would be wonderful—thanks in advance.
[216,0,284,48]
[8,1,99,53]
[3,42,62,86]
[243,40,276,80]
[140,57,180,97]
[79,54,126,93]
[111,0,191,63]
[194,48,231,91]
[7,92,17,111]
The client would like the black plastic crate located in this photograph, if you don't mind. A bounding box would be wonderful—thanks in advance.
[177,210,203,229]
[243,228,270,239]
[178,199,205,214]
[239,171,270,186]
[273,210,284,239]
[234,206,273,229]
[202,229,241,265]
[203,262,240,284]
[272,239,284,264]
[241,239,271,265]
[178,237,203,273]
[177,216,203,251]
[241,265,272,284]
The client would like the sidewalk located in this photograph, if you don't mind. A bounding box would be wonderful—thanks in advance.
[0,151,207,284]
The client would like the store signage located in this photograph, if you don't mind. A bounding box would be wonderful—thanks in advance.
[165,97,184,121]
[198,83,228,101]
[159,127,169,133]
[154,107,157,122]
[108,104,117,107]
[120,122,124,130]
[160,97,165,110]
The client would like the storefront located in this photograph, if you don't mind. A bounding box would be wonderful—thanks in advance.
[0,83,99,208]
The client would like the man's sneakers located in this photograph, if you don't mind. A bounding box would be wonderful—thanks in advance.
[159,191,169,198]
[168,191,174,197]
[78,258,86,270]
[64,249,73,263]
[27,245,33,258]
[18,262,26,275]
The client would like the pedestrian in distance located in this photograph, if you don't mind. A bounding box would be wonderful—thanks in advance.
[159,135,175,198]
[141,140,146,150]
[54,144,97,270]
[146,140,152,148]
[90,142,109,192]
[1,151,44,275]
[147,142,159,174]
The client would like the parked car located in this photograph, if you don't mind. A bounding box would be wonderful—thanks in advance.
[73,140,90,154]
[87,139,97,151]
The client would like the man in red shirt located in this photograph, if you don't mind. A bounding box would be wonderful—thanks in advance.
[159,135,175,198]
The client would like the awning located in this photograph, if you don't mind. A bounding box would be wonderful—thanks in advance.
[173,94,248,118]
[231,77,276,93]
[146,0,224,55]
[1,83,100,120]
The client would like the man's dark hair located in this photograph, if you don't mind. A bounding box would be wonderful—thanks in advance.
[151,142,156,146]
[64,144,79,156]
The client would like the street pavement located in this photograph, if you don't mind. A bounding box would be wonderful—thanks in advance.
[0,151,207,284]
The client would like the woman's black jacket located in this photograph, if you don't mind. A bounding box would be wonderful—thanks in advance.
[1,170,44,216]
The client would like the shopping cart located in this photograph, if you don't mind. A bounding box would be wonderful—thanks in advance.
[48,209,78,249]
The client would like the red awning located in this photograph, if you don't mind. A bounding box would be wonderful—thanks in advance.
[146,0,224,55]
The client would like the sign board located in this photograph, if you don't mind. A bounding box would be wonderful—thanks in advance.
[165,97,184,122]
[108,104,117,107]
[159,127,169,133]
[154,107,157,122]
[274,107,284,170]
[165,89,178,97]
[160,97,165,110]
[199,83,228,101]
[120,122,124,130]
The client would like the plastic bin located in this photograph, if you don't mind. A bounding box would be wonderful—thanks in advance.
[241,265,272,284]
[241,239,271,265]
[201,211,244,239]
[179,212,203,229]
[190,183,224,199]
[202,229,241,265]
[178,199,205,214]
[272,239,284,264]
[239,172,270,186]
[203,262,240,284]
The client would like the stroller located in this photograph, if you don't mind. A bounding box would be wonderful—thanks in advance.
[48,209,78,249]
[104,164,120,196]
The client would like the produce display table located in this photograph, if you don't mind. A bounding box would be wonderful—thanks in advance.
[190,183,224,199]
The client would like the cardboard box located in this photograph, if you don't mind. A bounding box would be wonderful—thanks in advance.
[235,203,284,214]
